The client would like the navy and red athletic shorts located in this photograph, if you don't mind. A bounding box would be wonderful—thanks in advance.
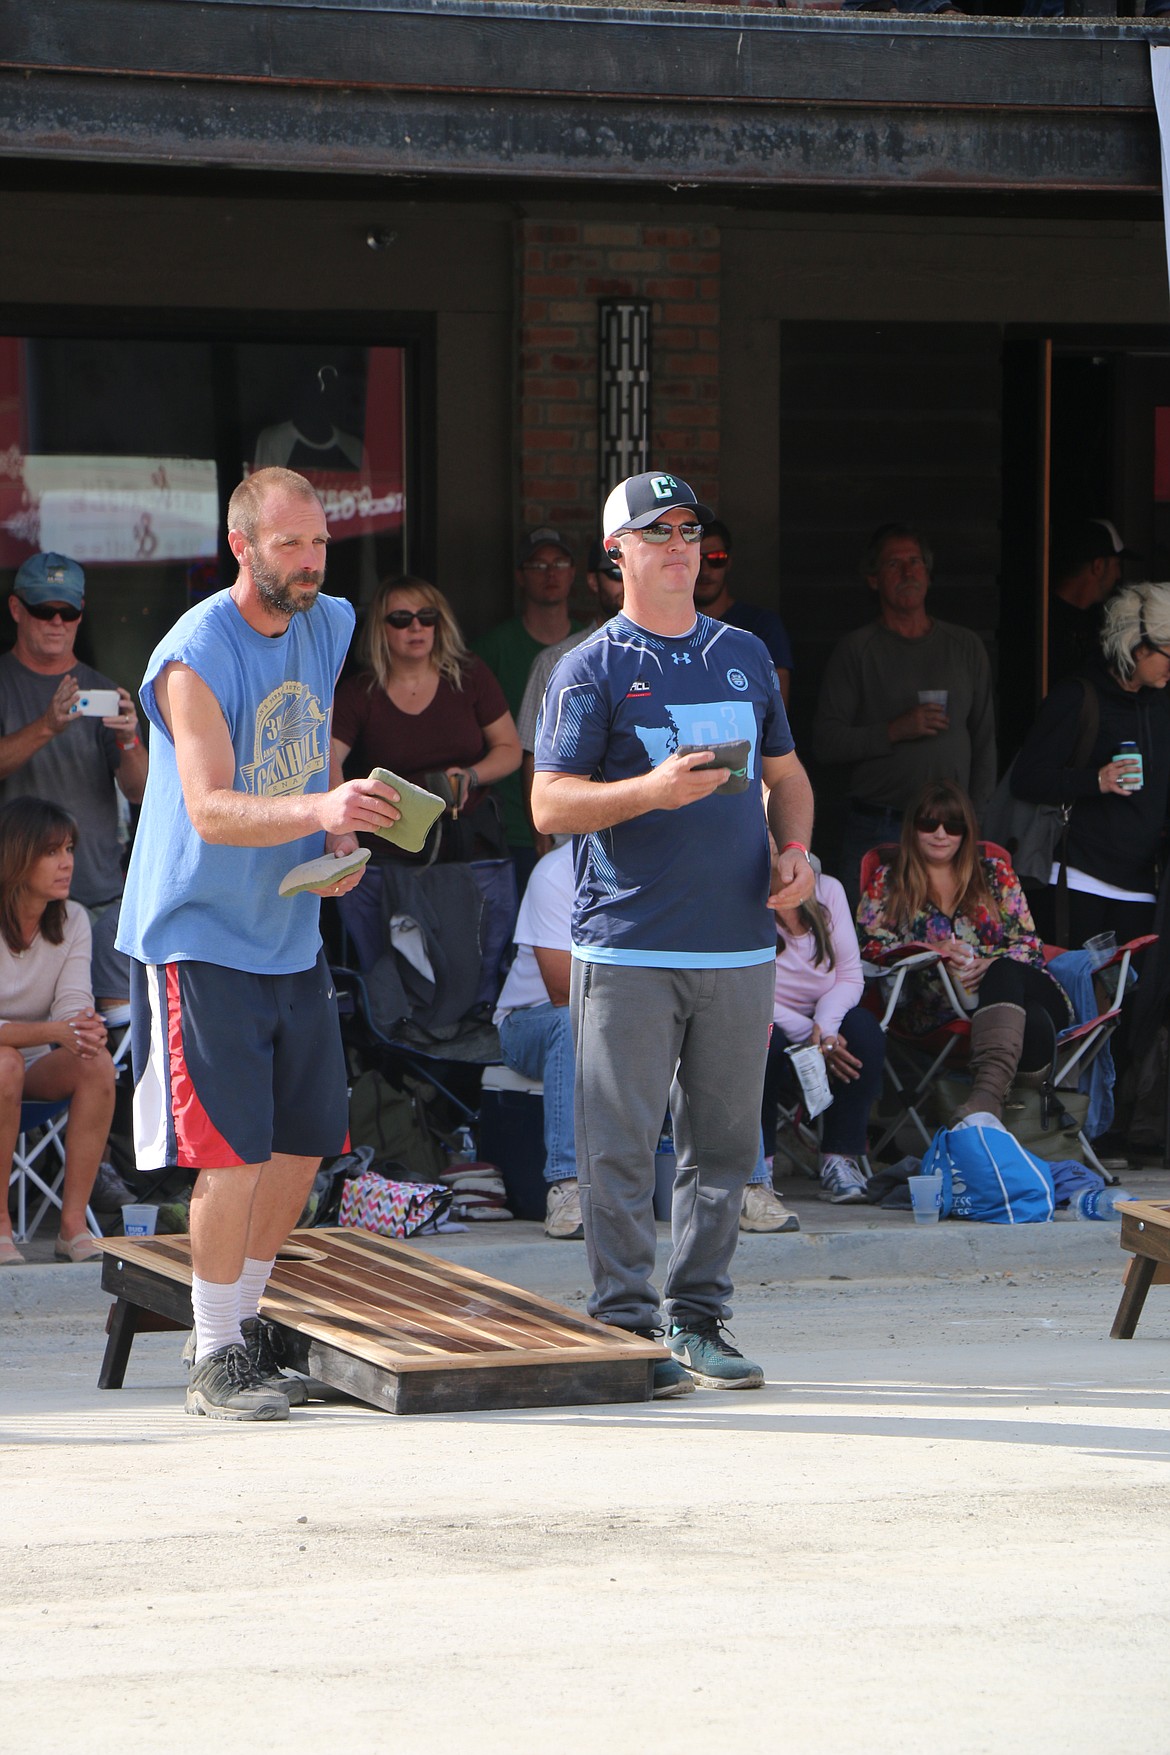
[129,952,348,1170]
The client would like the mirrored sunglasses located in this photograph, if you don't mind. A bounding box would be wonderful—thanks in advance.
[384,608,440,628]
[701,550,730,567]
[635,522,704,545]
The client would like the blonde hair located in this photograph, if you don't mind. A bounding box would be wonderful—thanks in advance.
[227,468,322,544]
[362,575,470,692]
[882,780,991,931]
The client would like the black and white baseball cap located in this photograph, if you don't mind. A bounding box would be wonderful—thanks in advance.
[602,472,715,542]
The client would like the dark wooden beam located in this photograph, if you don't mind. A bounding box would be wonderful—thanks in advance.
[0,0,1163,195]
[0,66,1160,193]
[0,0,1160,110]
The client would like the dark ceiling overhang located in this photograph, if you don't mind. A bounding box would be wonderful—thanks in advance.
[0,0,1163,195]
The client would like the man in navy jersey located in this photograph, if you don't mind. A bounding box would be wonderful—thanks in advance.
[531,471,815,1397]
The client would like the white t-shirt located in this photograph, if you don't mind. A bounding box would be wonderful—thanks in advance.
[493,843,575,1022]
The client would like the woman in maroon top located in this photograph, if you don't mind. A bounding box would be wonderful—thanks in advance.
[331,575,521,966]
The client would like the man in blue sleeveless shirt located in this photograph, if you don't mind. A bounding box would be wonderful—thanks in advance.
[118,468,400,1420]
[532,472,815,1397]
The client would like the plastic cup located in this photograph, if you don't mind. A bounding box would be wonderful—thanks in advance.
[918,690,949,712]
[122,1203,158,1237]
[907,1174,943,1226]
[1084,931,1116,972]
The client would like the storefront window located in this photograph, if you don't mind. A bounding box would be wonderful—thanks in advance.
[0,335,408,689]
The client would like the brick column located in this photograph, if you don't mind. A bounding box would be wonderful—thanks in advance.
[518,220,720,555]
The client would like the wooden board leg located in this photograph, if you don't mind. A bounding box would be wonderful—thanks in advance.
[1110,1255,1158,1340]
[98,1298,140,1388]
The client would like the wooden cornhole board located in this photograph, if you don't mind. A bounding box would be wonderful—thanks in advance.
[96,1228,662,1413]
[1110,1199,1170,1340]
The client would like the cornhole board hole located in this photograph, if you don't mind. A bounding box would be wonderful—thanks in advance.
[1110,1199,1170,1340]
[95,1228,662,1413]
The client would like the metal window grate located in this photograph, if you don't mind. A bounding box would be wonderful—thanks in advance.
[598,299,651,512]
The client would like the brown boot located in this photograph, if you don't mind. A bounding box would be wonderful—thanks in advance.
[951,1002,1027,1122]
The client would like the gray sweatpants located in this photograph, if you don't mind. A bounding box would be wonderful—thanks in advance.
[569,959,774,1331]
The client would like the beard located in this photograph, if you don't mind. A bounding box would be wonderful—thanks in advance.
[251,551,323,617]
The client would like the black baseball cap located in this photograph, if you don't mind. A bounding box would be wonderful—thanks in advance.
[602,472,715,542]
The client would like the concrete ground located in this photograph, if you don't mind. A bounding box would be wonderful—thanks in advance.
[4,1169,1170,1755]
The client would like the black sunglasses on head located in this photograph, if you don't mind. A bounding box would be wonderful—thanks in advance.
[916,815,965,836]
[384,608,440,628]
[23,601,82,623]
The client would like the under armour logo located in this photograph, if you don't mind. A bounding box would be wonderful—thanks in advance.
[671,651,691,665]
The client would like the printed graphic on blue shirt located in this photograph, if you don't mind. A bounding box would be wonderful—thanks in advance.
[534,612,795,968]
[242,681,329,796]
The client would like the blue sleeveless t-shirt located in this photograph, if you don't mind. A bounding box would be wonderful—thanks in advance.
[117,589,355,975]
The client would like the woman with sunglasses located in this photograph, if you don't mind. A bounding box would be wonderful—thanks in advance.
[0,797,115,1265]
[857,779,1071,1124]
[331,575,521,964]
[1012,581,1170,948]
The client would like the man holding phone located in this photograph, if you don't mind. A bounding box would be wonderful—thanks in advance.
[532,471,815,1398]
[0,551,148,1003]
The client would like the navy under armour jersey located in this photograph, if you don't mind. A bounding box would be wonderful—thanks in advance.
[533,611,795,968]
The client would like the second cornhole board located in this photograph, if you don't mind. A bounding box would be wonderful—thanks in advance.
[96,1228,661,1413]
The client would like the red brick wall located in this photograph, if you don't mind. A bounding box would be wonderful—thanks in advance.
[518,220,720,556]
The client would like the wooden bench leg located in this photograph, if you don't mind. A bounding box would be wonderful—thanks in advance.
[98,1298,141,1388]
[1111,1255,1157,1340]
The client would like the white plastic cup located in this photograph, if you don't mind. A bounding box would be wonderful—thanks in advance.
[1084,931,1116,972]
[122,1203,158,1237]
[907,1174,943,1226]
[918,689,949,712]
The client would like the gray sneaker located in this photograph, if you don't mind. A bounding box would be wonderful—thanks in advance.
[182,1319,308,1406]
[544,1178,585,1240]
[184,1343,290,1421]
[818,1154,868,1204]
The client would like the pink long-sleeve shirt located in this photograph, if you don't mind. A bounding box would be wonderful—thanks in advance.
[772,874,863,1043]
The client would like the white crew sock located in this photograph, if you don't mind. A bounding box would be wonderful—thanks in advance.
[191,1275,242,1364]
[237,1255,276,1325]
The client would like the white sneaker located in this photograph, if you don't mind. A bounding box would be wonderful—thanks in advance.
[819,1155,868,1204]
[740,1183,801,1233]
[544,1178,584,1240]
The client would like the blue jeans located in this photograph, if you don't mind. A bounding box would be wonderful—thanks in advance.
[498,1003,575,1184]
[762,1004,887,1158]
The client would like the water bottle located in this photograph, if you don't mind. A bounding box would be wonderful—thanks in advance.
[1072,1185,1133,1220]
[1113,740,1143,791]
[450,1125,477,1166]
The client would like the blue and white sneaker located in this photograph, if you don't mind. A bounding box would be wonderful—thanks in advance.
[818,1154,868,1204]
[633,1326,697,1399]
[668,1318,764,1390]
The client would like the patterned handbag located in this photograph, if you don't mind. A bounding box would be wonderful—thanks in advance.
[338,1170,453,1239]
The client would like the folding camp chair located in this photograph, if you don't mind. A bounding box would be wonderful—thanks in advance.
[11,1098,102,1244]
[859,843,1155,1175]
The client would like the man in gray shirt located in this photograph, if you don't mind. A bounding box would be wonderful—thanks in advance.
[813,523,995,905]
[0,552,148,1002]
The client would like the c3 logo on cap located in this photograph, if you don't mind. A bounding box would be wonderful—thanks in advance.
[651,475,679,500]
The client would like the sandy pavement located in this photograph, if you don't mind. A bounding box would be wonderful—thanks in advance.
[3,1263,1169,1755]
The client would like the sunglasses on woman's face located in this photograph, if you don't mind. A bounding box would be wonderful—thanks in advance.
[916,815,965,836]
[384,608,440,629]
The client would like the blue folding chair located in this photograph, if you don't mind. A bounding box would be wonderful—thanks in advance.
[11,1098,101,1244]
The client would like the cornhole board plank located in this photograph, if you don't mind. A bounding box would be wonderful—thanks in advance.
[96,1228,662,1413]
[1110,1199,1170,1340]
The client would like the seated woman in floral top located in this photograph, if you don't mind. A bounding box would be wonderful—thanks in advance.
[856,779,1072,1123]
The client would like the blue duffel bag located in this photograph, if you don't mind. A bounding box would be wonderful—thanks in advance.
[920,1123,1056,1225]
